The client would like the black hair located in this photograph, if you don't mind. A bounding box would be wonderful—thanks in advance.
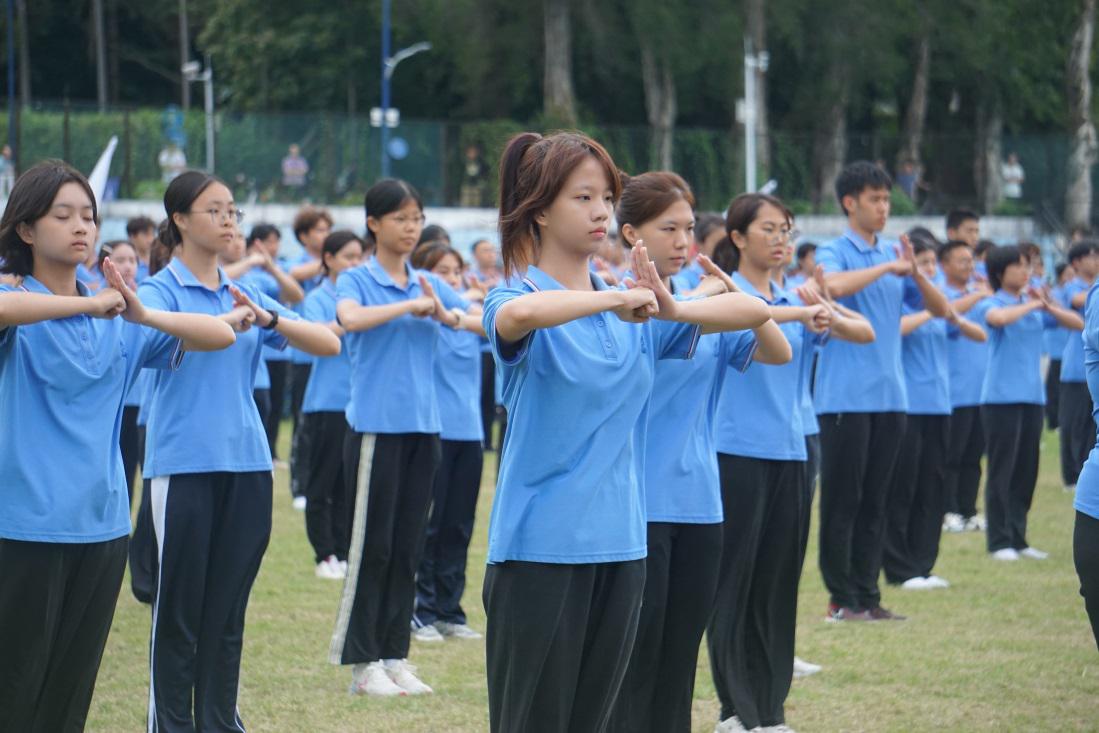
[796,241,817,262]
[248,223,280,246]
[910,237,935,257]
[364,178,423,243]
[471,238,493,254]
[157,170,226,256]
[695,212,725,246]
[418,223,450,247]
[906,226,941,250]
[1067,239,1099,264]
[937,240,971,263]
[974,239,997,258]
[0,161,98,277]
[320,230,366,274]
[1055,262,1070,280]
[126,215,156,237]
[834,161,892,215]
[985,244,1026,292]
[97,239,136,271]
[945,208,979,232]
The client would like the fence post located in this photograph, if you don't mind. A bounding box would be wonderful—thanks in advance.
[123,108,132,198]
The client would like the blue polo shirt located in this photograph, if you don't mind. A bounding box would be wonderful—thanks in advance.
[0,277,180,542]
[717,274,818,460]
[483,265,701,563]
[301,279,352,414]
[645,324,756,524]
[1060,278,1090,383]
[436,320,484,442]
[943,284,991,409]
[814,228,924,414]
[139,258,299,477]
[1074,282,1099,520]
[336,257,469,434]
[1044,284,1072,360]
[677,260,704,290]
[981,290,1054,405]
[901,305,952,415]
[290,252,325,365]
[241,265,293,364]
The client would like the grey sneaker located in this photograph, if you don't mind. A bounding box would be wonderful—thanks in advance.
[435,621,483,639]
[412,624,445,643]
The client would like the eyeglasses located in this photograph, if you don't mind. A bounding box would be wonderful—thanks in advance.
[762,228,799,244]
[386,214,426,227]
[190,207,245,225]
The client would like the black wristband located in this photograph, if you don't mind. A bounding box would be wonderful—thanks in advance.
[261,309,279,330]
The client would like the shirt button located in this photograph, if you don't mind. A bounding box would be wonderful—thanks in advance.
[596,320,604,327]
[605,341,613,348]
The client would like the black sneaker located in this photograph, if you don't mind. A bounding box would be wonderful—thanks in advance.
[867,604,907,621]
[826,603,872,622]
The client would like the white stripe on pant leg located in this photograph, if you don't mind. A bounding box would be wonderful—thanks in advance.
[329,434,376,664]
[147,476,171,733]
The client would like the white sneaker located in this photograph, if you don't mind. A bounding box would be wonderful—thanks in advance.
[1065,483,1077,493]
[325,555,346,578]
[714,716,749,733]
[292,496,307,511]
[792,656,822,678]
[315,559,341,580]
[435,621,483,639]
[965,514,987,532]
[991,548,1020,561]
[384,659,433,695]
[412,624,445,643]
[943,513,966,533]
[1020,546,1049,560]
[924,575,950,588]
[338,560,348,575]
[349,662,406,696]
[900,576,934,590]
[758,726,797,733]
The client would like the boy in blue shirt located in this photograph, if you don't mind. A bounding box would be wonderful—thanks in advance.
[1060,240,1099,491]
[1072,281,1099,651]
[808,161,949,621]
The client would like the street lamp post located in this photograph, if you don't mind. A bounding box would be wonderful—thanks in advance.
[182,56,215,172]
[742,36,769,194]
[379,0,431,178]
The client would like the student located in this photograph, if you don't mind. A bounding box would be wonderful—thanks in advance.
[127,215,158,282]
[974,239,996,282]
[945,208,981,249]
[982,245,1082,562]
[884,237,986,589]
[1046,262,1076,431]
[410,242,491,642]
[0,161,234,733]
[1060,241,1099,491]
[329,178,475,697]
[807,161,949,622]
[1073,280,1099,652]
[706,193,873,733]
[676,211,726,289]
[220,230,275,428]
[482,132,774,733]
[786,241,818,289]
[470,238,503,447]
[140,171,339,731]
[937,241,994,534]
[606,176,791,733]
[299,230,366,580]
[288,206,335,504]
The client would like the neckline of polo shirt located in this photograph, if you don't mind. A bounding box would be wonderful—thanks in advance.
[731,270,789,306]
[365,256,418,290]
[843,227,881,253]
[19,274,91,297]
[168,258,230,291]
[523,264,608,293]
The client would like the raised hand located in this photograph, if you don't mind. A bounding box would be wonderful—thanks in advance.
[802,303,833,333]
[87,287,126,319]
[611,284,658,323]
[418,275,457,324]
[695,254,737,293]
[892,234,917,276]
[631,240,678,319]
[228,284,275,327]
[220,304,257,332]
[101,256,147,324]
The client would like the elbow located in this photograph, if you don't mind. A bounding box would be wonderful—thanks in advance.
[852,325,876,344]
[214,322,237,349]
[316,330,342,357]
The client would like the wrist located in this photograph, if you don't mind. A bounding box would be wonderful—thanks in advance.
[258,308,277,328]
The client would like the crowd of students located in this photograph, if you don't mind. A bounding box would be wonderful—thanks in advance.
[2,137,1098,733]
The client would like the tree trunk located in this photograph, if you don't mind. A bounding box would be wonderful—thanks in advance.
[92,0,108,111]
[640,39,676,170]
[179,0,190,109]
[543,0,577,125]
[811,69,848,213]
[896,30,930,171]
[15,0,30,106]
[746,0,770,174]
[108,0,120,105]
[1066,0,1097,230]
[974,98,1003,214]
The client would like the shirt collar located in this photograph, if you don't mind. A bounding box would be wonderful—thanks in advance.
[994,288,1024,304]
[523,264,608,292]
[20,274,91,297]
[365,256,418,291]
[166,257,230,291]
[842,227,879,253]
[732,270,790,305]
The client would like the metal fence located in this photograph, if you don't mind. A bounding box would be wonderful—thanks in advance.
[0,101,1092,232]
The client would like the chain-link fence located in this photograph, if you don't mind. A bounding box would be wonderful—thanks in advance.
[0,101,1093,233]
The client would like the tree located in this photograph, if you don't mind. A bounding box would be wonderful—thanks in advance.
[543,0,577,125]
[1066,0,1097,229]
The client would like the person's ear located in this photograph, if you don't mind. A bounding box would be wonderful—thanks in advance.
[15,222,33,246]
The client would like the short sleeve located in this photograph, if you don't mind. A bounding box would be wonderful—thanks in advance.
[815,241,844,274]
[0,284,16,347]
[335,270,363,305]
[720,329,757,372]
[482,285,531,366]
[303,293,327,323]
[1085,288,1099,351]
[902,275,925,310]
[651,319,702,361]
[137,278,173,312]
[125,320,182,372]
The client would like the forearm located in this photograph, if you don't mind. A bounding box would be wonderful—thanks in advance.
[768,305,812,325]
[141,309,236,352]
[1048,304,1085,330]
[958,318,987,342]
[986,301,1042,328]
[277,318,341,356]
[337,299,418,332]
[272,269,305,304]
[0,293,91,326]
[831,310,875,343]
[676,292,770,334]
[683,276,728,298]
[914,272,950,316]
[456,311,487,337]
[495,290,625,342]
[901,311,932,336]
[1073,290,1088,309]
[221,260,253,280]
[290,260,324,283]
[751,319,793,364]
[952,292,987,314]
[825,263,892,298]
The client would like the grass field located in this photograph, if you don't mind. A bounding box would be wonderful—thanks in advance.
[88,426,1099,732]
